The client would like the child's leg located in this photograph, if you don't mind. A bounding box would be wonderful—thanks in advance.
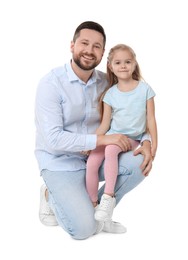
[86,146,105,204]
[95,141,140,222]
[103,139,139,195]
[94,144,121,221]
[104,144,122,195]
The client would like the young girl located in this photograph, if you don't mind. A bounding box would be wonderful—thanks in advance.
[86,44,158,222]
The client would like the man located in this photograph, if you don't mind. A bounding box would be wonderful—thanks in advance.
[35,21,152,240]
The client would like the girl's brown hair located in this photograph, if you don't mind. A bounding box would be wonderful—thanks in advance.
[99,44,143,119]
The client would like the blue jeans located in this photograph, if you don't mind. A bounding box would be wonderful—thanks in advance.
[41,151,145,240]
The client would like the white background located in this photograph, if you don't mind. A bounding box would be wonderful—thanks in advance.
[1,0,188,259]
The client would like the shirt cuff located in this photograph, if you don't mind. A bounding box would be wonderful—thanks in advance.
[85,134,97,150]
[141,132,151,144]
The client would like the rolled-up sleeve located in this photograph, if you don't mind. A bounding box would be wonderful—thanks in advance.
[140,132,151,143]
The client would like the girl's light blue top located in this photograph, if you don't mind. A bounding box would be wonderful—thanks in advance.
[103,81,155,140]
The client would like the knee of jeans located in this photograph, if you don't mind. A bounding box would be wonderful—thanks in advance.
[57,215,96,240]
[71,220,96,240]
[119,152,143,172]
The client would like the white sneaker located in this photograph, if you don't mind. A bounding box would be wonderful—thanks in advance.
[94,221,105,235]
[95,220,127,234]
[103,220,127,234]
[95,194,116,221]
[39,184,58,226]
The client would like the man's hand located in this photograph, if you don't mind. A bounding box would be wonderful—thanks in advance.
[81,150,91,156]
[134,140,152,176]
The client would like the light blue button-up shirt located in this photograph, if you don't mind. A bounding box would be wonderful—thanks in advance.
[35,62,108,172]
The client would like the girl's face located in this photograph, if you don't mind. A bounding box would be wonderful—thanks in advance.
[109,49,136,80]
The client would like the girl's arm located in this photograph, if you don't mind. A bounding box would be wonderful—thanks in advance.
[96,102,112,135]
[81,103,112,155]
[146,97,158,159]
[96,102,132,152]
[83,102,131,154]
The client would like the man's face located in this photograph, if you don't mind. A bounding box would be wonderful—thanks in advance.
[71,29,105,71]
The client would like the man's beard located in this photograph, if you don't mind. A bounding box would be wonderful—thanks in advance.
[73,54,100,71]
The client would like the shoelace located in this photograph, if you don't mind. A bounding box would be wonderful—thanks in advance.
[100,197,113,211]
[47,206,55,215]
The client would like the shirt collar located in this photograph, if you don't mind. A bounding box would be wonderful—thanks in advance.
[65,61,98,85]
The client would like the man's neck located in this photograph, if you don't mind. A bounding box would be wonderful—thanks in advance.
[71,60,94,83]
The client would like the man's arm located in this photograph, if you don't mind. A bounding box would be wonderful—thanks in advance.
[35,79,97,154]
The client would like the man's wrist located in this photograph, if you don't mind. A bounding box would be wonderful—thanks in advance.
[142,140,151,147]
[96,134,105,146]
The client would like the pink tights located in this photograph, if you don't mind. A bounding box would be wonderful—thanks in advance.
[86,139,139,203]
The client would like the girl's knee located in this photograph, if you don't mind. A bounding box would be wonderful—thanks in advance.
[105,145,122,157]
